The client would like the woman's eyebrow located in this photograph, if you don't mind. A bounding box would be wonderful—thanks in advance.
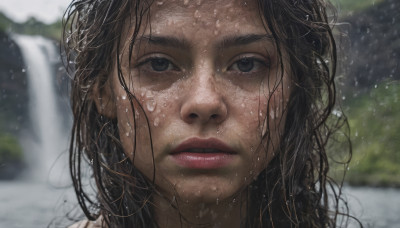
[218,34,274,50]
[136,35,191,50]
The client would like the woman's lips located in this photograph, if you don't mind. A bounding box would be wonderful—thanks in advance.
[170,138,236,169]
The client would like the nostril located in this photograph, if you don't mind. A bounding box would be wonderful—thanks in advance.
[210,114,218,119]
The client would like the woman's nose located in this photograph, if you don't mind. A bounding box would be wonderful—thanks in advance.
[180,72,228,125]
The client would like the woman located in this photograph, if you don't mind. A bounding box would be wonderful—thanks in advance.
[64,0,355,227]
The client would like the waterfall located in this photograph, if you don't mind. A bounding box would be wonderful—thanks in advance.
[13,35,70,183]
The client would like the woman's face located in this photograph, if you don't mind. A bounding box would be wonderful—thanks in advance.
[106,0,290,204]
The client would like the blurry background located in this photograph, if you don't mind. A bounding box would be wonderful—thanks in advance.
[0,0,399,227]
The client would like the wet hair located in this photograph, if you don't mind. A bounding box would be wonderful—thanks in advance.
[63,0,359,227]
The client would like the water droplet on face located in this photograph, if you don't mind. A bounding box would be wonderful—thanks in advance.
[374,84,378,88]
[125,108,128,113]
[154,117,160,127]
[122,95,127,100]
[194,10,201,18]
[183,0,189,5]
[241,103,245,108]
[216,198,219,205]
[214,30,219,35]
[146,99,156,112]
[126,132,130,137]
[21,68,26,72]
[211,186,217,191]
[156,1,164,5]
[145,90,154,98]
[215,19,220,28]
[269,110,275,119]
[342,96,346,100]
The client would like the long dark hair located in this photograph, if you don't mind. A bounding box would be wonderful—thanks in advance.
[63,0,358,227]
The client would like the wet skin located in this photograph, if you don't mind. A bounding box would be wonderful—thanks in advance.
[98,0,291,226]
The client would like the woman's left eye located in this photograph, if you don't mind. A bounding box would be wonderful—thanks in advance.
[228,57,268,73]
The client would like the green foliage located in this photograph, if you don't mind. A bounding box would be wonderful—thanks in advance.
[0,133,23,164]
[335,0,385,12]
[344,81,400,187]
[0,11,62,40]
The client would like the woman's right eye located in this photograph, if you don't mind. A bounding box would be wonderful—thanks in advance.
[150,58,172,71]
[137,57,177,72]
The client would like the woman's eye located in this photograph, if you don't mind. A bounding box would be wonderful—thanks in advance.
[228,57,267,73]
[236,58,254,72]
[136,57,177,72]
[150,58,172,71]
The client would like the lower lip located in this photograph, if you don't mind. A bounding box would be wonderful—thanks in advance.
[171,152,234,169]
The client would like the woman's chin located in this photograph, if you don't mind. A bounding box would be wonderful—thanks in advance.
[163,179,243,206]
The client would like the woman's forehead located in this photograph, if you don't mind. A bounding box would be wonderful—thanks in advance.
[123,0,268,48]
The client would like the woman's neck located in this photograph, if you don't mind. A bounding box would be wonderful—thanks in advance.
[152,192,247,228]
